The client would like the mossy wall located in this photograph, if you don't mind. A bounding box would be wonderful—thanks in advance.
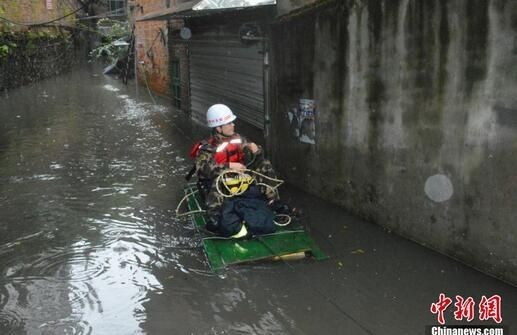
[0,1,80,90]
[271,0,517,284]
[0,31,77,91]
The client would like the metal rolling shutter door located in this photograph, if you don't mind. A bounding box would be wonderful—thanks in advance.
[189,40,264,129]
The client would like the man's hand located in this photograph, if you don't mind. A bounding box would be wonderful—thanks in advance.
[229,162,246,171]
[246,142,259,153]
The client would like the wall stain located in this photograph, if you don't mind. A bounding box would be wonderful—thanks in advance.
[271,0,517,284]
[464,0,488,95]
[437,0,449,100]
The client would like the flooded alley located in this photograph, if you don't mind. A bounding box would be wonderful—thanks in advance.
[1,67,516,335]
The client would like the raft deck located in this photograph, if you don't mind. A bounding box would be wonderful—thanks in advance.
[184,184,328,272]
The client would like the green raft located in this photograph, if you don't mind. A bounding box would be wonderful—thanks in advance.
[184,183,328,272]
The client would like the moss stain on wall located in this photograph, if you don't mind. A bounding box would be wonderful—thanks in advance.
[272,0,517,284]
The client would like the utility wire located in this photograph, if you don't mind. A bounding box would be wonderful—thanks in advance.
[0,6,83,27]
[0,6,127,27]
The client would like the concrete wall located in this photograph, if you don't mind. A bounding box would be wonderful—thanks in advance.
[271,0,517,284]
[276,0,319,16]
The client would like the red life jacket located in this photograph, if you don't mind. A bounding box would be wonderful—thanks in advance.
[210,135,244,164]
[190,135,245,165]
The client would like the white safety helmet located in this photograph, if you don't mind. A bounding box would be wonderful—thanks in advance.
[206,104,237,128]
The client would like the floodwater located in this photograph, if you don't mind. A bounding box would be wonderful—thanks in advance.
[1,68,516,335]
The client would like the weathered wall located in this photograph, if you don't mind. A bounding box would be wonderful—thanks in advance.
[0,1,79,90]
[271,0,517,284]
[276,0,320,16]
[0,32,76,91]
[134,0,172,95]
[0,0,77,32]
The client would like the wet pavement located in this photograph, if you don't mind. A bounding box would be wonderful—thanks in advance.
[0,67,516,335]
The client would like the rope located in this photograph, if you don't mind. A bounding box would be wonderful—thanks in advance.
[214,168,284,199]
[273,214,291,227]
[214,170,254,198]
[213,168,291,226]
[141,66,157,105]
[175,188,206,217]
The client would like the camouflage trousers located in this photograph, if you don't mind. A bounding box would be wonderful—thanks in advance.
[204,157,279,223]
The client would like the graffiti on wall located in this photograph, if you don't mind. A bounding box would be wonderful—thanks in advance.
[287,99,316,144]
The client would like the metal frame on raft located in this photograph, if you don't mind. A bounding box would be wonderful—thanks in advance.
[183,183,328,272]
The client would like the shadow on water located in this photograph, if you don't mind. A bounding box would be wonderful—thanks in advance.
[1,66,517,335]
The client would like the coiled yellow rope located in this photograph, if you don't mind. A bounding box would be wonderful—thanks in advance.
[176,169,291,226]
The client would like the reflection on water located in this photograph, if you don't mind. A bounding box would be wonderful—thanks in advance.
[0,69,196,334]
[0,68,320,335]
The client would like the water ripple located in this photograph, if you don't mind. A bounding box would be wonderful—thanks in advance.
[0,309,25,335]
[6,247,108,284]
[38,319,92,335]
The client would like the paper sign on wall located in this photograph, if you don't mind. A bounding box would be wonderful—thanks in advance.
[287,99,316,144]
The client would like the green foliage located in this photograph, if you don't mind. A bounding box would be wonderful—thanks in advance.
[0,27,68,59]
[98,19,128,38]
[89,19,130,64]
[0,44,9,57]
[0,41,16,58]
[89,43,119,63]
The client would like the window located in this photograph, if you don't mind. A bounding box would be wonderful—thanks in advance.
[108,0,126,14]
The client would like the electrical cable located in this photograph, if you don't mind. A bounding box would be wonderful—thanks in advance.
[0,7,83,27]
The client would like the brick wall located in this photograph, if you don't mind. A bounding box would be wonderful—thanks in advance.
[134,0,171,95]
[0,0,78,32]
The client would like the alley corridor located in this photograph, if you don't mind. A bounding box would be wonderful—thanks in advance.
[0,68,515,334]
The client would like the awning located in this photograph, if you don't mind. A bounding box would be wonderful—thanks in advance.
[137,1,200,21]
[137,0,275,21]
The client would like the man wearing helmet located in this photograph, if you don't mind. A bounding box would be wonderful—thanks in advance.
[189,104,284,238]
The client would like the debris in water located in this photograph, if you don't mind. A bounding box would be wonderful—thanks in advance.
[351,249,365,254]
